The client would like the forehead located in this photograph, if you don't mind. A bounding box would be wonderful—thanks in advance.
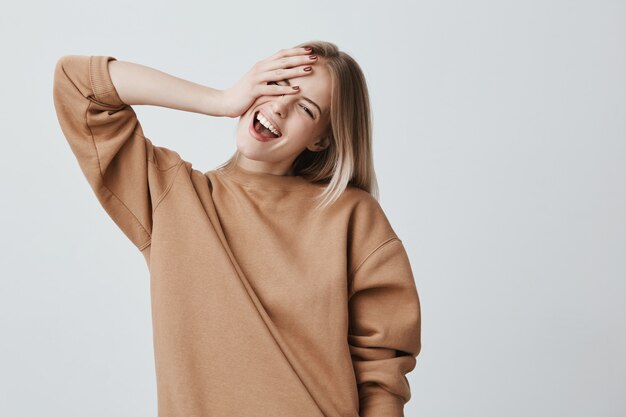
[286,63,332,115]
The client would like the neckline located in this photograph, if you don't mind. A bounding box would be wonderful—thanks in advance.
[216,162,308,190]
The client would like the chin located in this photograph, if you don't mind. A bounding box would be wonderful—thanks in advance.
[235,134,268,160]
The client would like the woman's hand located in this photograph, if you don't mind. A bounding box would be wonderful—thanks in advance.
[220,47,318,118]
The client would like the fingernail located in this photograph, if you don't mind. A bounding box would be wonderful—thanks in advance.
[304,46,313,51]
[292,86,300,90]
[304,66,312,72]
[309,55,317,60]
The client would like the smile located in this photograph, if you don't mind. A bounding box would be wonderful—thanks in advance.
[249,110,282,142]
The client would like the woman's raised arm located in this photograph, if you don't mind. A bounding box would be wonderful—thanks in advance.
[52,55,186,252]
[107,58,226,117]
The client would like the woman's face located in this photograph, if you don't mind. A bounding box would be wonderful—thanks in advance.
[235,60,332,175]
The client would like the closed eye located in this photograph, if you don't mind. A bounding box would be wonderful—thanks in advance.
[299,104,314,118]
[267,81,315,119]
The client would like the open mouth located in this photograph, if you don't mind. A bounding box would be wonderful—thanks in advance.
[252,110,282,139]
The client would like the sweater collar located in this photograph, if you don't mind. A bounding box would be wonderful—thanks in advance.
[216,162,308,190]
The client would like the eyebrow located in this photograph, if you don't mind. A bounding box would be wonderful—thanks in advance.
[282,79,322,117]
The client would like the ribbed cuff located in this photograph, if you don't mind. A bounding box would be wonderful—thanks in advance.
[360,396,405,417]
[359,388,406,417]
[89,55,125,107]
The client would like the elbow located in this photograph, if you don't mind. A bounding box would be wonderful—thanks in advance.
[53,54,83,82]
[53,55,72,89]
[54,55,72,75]
[53,55,89,102]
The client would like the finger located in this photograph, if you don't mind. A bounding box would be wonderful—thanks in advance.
[259,47,315,70]
[271,46,312,60]
[260,64,314,85]
[267,54,318,73]
[257,83,301,96]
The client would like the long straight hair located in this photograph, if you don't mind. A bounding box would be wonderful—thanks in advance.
[218,40,378,210]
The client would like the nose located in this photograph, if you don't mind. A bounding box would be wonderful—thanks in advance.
[270,94,290,119]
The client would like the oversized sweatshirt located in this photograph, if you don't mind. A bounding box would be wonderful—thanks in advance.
[52,55,422,417]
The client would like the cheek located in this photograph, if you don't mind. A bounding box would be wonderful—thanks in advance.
[286,131,316,150]
[292,113,317,131]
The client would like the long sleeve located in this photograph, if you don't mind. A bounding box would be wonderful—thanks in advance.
[348,237,422,417]
[52,55,183,251]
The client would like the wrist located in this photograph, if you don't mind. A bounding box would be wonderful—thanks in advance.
[202,86,228,117]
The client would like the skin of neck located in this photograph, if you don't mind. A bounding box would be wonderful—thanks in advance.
[235,154,297,176]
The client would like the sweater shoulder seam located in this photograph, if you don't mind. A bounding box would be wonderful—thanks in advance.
[153,160,185,213]
[349,236,401,278]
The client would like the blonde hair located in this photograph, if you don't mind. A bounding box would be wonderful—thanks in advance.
[219,40,379,210]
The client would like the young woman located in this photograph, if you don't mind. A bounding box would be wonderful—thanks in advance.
[52,40,422,417]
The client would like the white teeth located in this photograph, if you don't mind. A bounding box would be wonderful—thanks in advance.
[256,112,280,136]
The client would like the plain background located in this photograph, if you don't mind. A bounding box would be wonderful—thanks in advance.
[1,0,624,416]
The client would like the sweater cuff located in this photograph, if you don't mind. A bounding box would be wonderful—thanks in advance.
[359,388,405,417]
[89,55,125,107]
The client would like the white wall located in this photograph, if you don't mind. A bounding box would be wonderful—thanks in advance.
[0,0,624,416]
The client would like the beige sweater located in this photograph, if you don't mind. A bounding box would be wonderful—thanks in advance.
[52,55,422,417]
